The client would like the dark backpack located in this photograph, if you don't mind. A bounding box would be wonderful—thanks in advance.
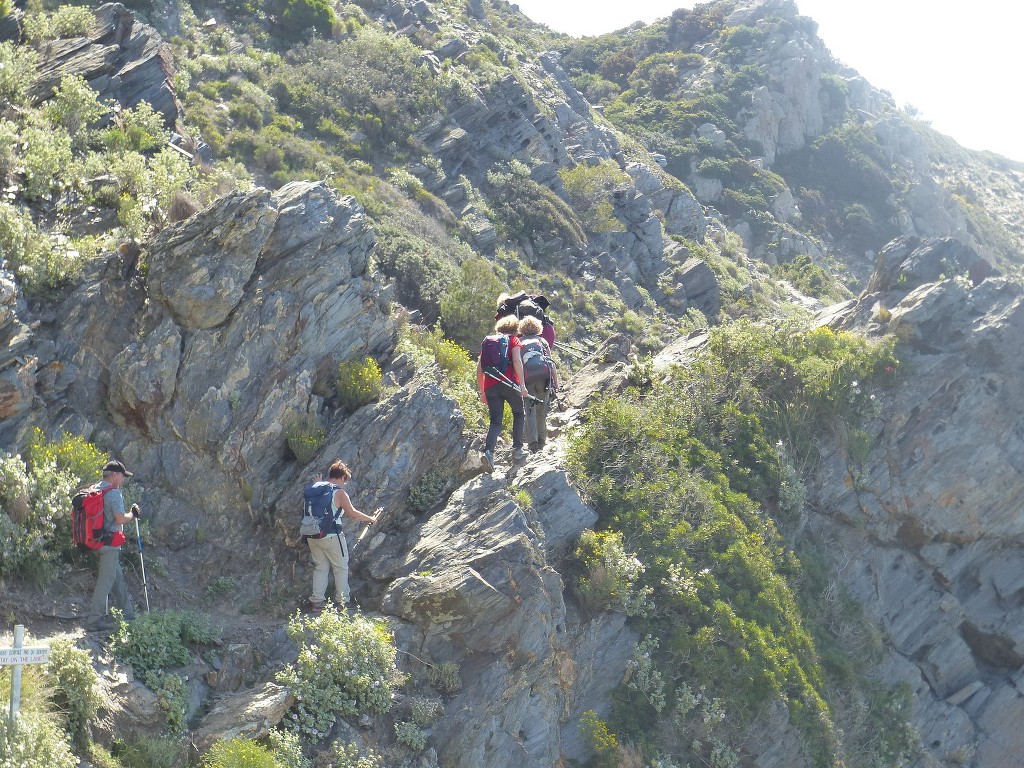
[302,482,339,538]
[480,333,510,375]
[516,299,543,321]
[520,337,554,384]
[71,485,113,551]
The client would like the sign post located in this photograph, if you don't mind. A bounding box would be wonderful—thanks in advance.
[2,625,50,722]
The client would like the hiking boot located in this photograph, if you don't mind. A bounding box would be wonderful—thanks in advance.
[86,616,116,632]
[308,599,326,615]
[481,450,495,473]
[513,447,530,462]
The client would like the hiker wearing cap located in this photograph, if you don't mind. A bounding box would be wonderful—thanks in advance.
[86,460,140,631]
[305,460,377,613]
[477,314,528,472]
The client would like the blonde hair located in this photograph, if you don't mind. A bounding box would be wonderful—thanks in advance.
[517,316,543,336]
[496,292,510,310]
[495,315,519,335]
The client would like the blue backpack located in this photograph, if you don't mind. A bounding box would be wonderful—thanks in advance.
[301,482,339,538]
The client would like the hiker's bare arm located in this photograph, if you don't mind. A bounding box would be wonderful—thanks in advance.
[111,494,138,525]
[335,489,377,523]
[511,347,527,393]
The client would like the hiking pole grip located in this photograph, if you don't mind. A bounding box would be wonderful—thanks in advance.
[134,516,151,613]
[356,507,385,544]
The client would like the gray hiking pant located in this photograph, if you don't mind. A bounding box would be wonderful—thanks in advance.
[524,378,550,447]
[88,546,136,623]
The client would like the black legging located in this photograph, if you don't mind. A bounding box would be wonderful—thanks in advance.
[485,382,525,452]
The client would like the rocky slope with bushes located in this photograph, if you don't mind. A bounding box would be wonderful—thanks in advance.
[2,0,1024,767]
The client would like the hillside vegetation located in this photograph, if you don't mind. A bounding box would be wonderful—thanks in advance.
[1,0,1022,766]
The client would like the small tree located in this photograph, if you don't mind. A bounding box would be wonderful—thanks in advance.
[439,256,504,351]
[279,0,334,41]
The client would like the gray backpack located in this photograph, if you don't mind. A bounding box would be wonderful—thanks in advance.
[520,337,554,384]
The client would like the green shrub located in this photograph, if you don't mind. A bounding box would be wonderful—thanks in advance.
[0,452,80,585]
[105,101,169,152]
[774,254,850,303]
[396,325,485,431]
[266,728,311,768]
[0,203,88,292]
[276,609,403,740]
[284,413,325,465]
[487,162,587,251]
[0,43,38,105]
[44,74,109,147]
[335,357,382,413]
[409,696,443,727]
[110,736,185,768]
[20,121,74,201]
[557,160,630,233]
[109,610,217,688]
[0,712,77,768]
[24,5,95,42]
[407,469,450,514]
[150,148,200,213]
[0,120,18,182]
[44,638,101,747]
[147,672,190,733]
[426,660,461,695]
[278,0,335,41]
[575,530,651,616]
[372,226,460,323]
[325,742,383,768]
[202,737,278,768]
[566,318,902,765]
[439,257,506,351]
[394,721,427,751]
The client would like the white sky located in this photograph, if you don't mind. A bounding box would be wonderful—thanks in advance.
[512,0,1024,162]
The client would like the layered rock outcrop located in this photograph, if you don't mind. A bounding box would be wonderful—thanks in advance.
[812,238,1024,765]
[28,3,181,125]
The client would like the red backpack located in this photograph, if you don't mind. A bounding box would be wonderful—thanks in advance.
[72,485,114,551]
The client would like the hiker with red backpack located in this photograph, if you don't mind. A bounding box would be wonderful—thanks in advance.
[517,315,558,452]
[302,460,378,613]
[82,460,140,631]
[477,314,529,472]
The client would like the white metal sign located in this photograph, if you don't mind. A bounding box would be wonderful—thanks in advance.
[0,647,50,665]
[3,625,50,722]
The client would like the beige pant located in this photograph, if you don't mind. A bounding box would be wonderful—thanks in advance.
[307,533,349,605]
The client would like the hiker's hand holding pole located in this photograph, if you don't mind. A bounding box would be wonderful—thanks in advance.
[130,503,141,519]
[356,507,384,544]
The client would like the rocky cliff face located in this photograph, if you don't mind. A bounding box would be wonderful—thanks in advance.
[811,239,1024,766]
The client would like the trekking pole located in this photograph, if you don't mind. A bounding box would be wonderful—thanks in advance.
[483,369,542,403]
[132,508,151,613]
[356,507,385,545]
